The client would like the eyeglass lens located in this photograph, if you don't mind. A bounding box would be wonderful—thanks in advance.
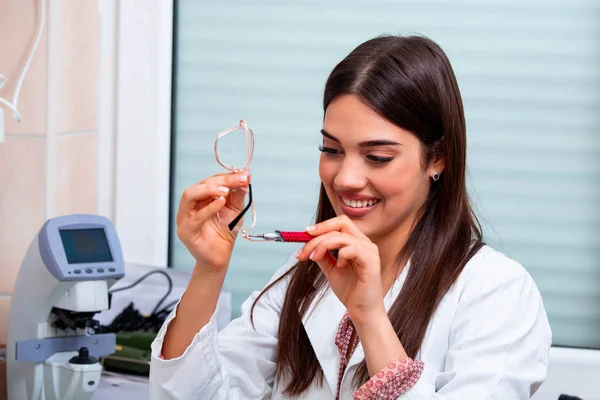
[215,121,255,231]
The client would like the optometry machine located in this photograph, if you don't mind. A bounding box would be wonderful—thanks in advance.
[6,214,125,400]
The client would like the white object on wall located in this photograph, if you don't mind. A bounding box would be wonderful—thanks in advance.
[97,0,173,266]
[97,0,119,221]
[112,0,173,267]
[0,0,46,131]
[0,107,4,144]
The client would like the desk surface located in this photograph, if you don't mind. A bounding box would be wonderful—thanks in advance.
[93,372,149,399]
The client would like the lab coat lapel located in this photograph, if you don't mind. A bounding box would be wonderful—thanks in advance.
[302,287,346,397]
[301,261,411,396]
[346,261,411,370]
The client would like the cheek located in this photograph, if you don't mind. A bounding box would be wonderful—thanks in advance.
[378,163,428,206]
[318,157,335,183]
[319,159,340,205]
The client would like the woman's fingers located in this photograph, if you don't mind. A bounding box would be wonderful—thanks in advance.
[297,232,351,261]
[296,232,341,261]
[197,170,251,185]
[177,171,251,225]
[192,195,227,222]
[179,195,228,237]
[336,246,358,268]
[312,251,338,277]
[306,215,368,241]
[297,231,376,270]
[176,184,228,225]
[226,186,250,214]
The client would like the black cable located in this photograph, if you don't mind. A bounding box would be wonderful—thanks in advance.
[109,270,173,316]
[155,299,179,316]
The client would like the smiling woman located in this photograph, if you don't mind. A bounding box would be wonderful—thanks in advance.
[318,95,442,241]
[149,34,552,400]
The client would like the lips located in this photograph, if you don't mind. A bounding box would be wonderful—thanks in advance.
[338,194,381,218]
[341,197,381,208]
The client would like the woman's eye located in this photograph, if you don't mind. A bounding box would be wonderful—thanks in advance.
[319,145,394,164]
[366,155,395,164]
[318,145,342,155]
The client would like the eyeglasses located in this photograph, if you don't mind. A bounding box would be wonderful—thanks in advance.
[214,119,256,236]
[214,120,313,243]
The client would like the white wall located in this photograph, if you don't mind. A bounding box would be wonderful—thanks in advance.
[98,0,172,268]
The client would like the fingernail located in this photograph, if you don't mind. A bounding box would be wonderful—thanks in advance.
[309,250,316,260]
[306,225,316,232]
[238,173,249,182]
[218,186,229,194]
[295,249,302,258]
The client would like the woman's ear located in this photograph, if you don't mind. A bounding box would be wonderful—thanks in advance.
[429,158,445,181]
[428,137,445,181]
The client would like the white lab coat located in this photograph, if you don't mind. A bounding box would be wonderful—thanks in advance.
[149,245,552,399]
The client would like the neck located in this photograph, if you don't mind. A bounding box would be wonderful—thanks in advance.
[371,215,416,292]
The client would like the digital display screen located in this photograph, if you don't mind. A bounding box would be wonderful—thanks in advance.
[59,228,113,264]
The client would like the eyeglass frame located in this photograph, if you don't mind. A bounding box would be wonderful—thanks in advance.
[213,119,257,233]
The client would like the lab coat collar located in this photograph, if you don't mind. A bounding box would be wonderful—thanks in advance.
[301,285,345,396]
[301,260,411,396]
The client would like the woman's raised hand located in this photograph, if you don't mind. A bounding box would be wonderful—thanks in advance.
[175,170,251,273]
[296,215,386,322]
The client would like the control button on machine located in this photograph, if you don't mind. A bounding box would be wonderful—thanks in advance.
[85,269,93,274]
[97,268,104,273]
[108,268,116,272]
[73,269,81,274]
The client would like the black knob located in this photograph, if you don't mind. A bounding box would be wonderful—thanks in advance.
[69,346,98,365]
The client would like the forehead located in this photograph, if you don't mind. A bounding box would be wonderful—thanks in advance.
[323,94,415,143]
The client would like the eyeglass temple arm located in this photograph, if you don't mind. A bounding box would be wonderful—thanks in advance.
[228,183,253,231]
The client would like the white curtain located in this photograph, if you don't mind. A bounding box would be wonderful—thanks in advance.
[169,0,600,348]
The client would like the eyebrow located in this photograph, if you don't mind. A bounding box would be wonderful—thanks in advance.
[321,129,401,147]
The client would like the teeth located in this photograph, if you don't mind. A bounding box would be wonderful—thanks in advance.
[342,197,380,208]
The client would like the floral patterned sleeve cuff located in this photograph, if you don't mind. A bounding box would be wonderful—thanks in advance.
[352,357,425,400]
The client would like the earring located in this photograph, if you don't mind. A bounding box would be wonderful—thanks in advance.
[432,172,440,181]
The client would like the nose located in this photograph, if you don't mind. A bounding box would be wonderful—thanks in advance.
[333,156,368,191]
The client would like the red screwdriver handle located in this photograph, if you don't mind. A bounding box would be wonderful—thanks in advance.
[278,231,314,243]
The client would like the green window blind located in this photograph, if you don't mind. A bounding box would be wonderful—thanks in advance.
[169,0,600,348]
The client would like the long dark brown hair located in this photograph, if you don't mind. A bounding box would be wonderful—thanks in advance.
[251,34,484,395]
